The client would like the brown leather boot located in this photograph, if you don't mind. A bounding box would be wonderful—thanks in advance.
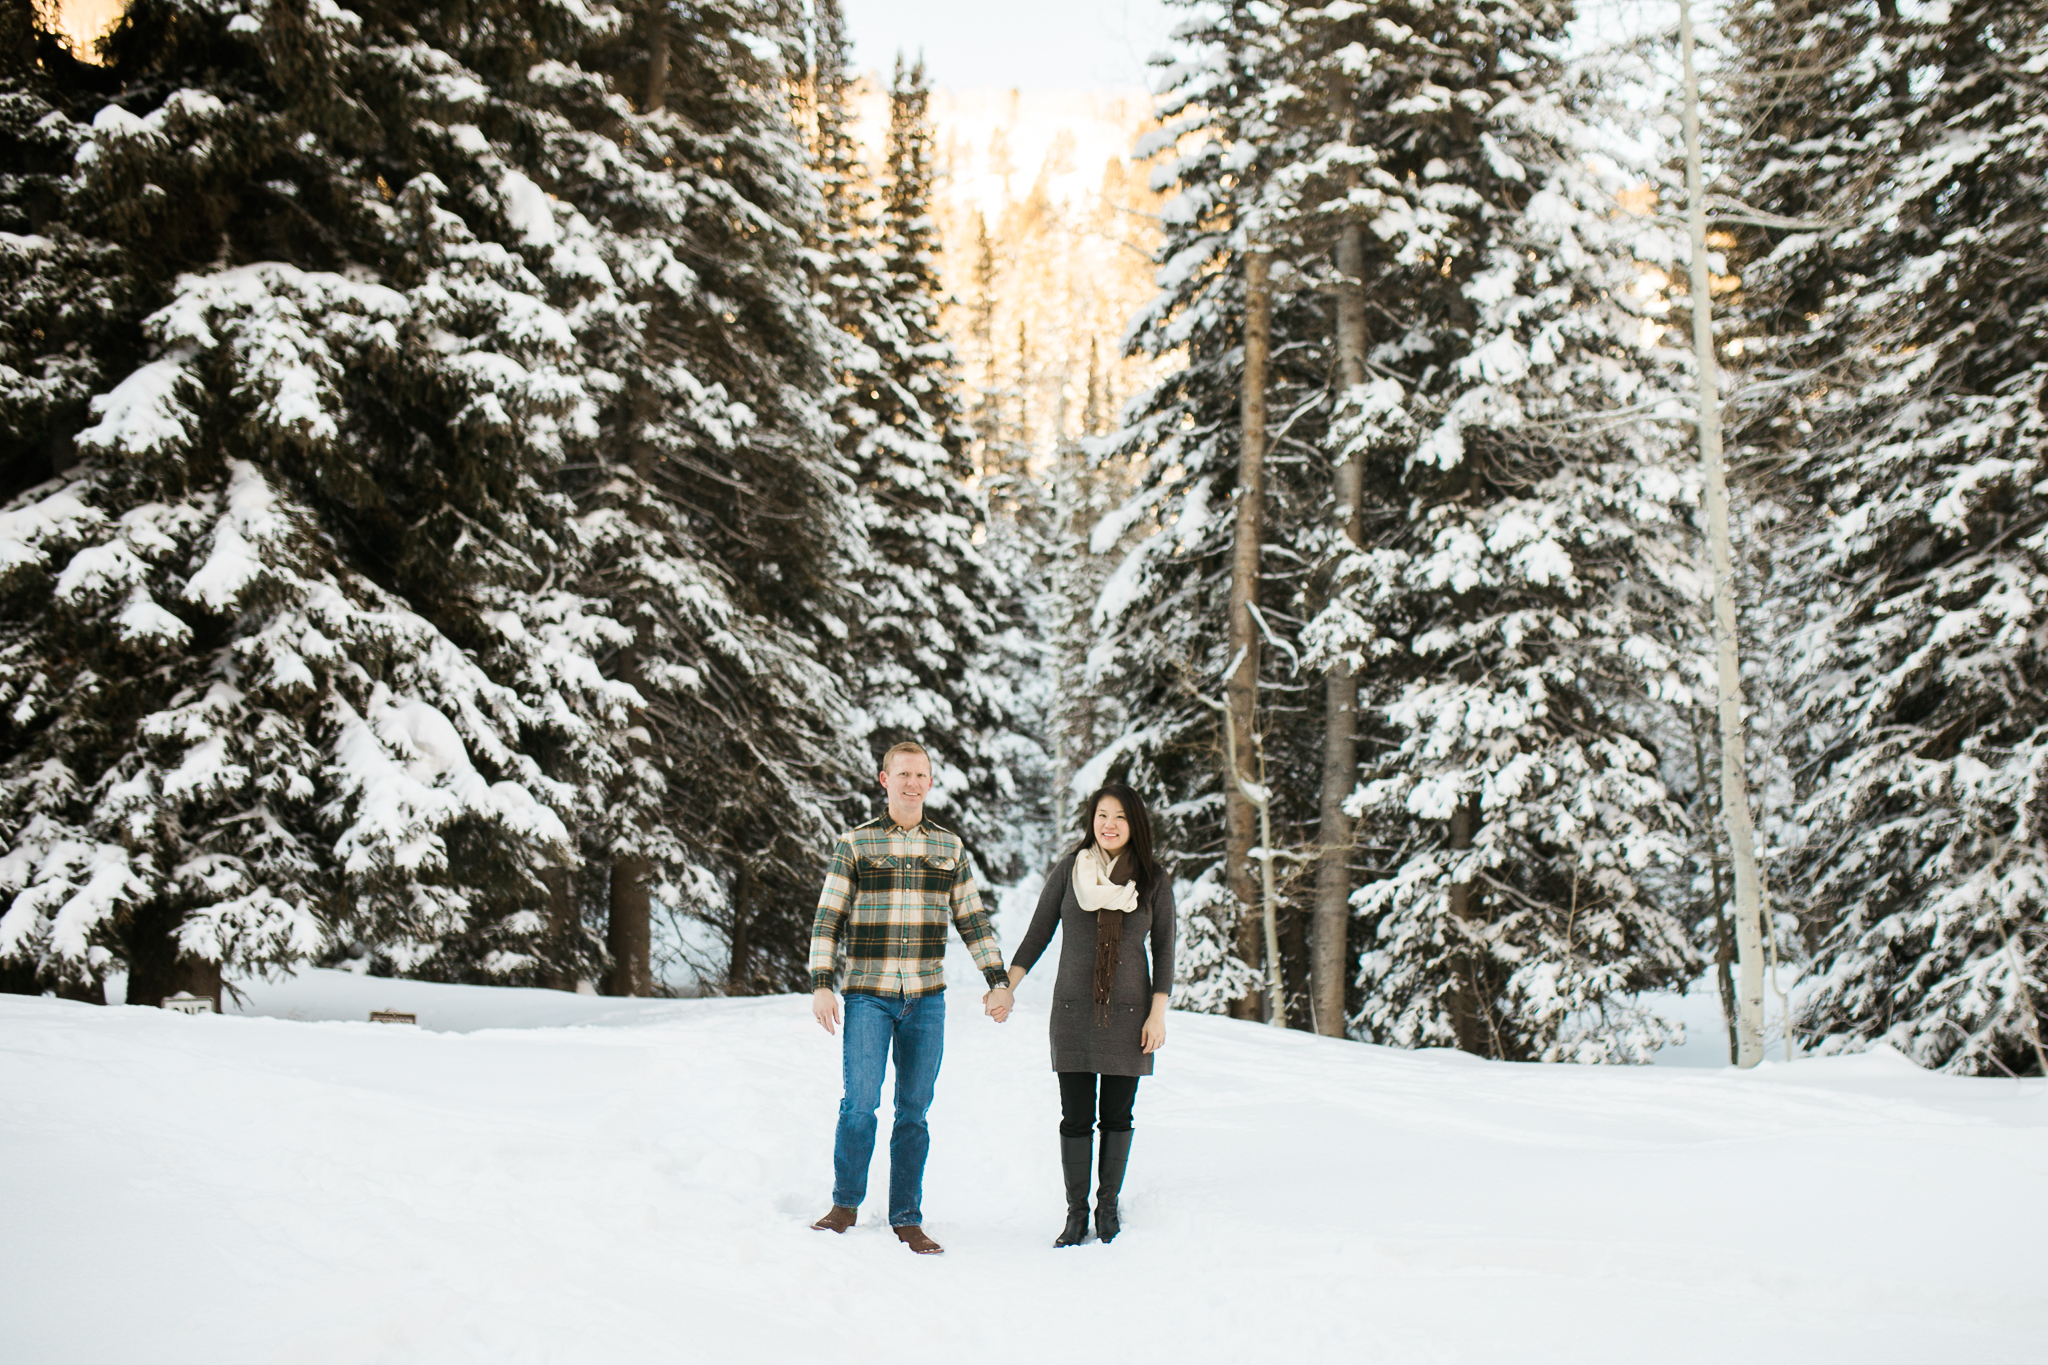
[893,1224,944,1255]
[810,1205,857,1233]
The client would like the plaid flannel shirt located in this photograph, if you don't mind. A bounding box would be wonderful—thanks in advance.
[808,815,1008,997]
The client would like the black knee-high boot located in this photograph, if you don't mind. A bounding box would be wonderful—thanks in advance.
[1095,1129,1131,1243]
[1057,1133,1093,1246]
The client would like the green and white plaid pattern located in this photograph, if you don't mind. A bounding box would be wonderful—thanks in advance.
[808,815,1008,996]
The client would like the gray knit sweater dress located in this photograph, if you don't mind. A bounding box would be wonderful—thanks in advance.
[1011,851,1177,1077]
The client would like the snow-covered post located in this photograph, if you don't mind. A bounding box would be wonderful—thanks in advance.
[1680,0,1768,1069]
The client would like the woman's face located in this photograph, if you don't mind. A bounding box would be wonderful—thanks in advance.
[1094,796,1131,856]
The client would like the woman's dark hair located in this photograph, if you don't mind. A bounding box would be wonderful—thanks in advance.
[1076,781,1159,895]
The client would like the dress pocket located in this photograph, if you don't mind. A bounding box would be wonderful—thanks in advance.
[1056,999,1142,1032]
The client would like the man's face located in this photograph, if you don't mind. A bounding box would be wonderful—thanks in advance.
[880,752,933,814]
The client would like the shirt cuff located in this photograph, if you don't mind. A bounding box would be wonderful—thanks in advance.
[810,971,836,993]
[982,965,1010,990]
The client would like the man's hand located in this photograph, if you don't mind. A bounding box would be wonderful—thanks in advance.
[983,985,1014,1023]
[813,987,841,1035]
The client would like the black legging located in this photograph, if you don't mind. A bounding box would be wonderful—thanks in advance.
[1058,1071,1139,1138]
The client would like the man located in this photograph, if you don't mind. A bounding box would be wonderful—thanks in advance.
[808,740,1015,1255]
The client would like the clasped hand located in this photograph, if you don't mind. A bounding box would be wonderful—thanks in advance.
[812,985,1014,1033]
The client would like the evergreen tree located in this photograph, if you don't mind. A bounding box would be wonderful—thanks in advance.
[807,35,1045,879]
[1097,2,1703,1051]
[1278,2,1701,1061]
[0,0,640,999]
[1729,0,2048,1074]
[561,0,865,995]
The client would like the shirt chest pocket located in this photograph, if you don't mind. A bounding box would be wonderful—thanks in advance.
[854,852,960,893]
[854,855,904,894]
[914,854,960,889]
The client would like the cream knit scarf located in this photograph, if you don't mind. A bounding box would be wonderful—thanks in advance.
[1073,844,1140,913]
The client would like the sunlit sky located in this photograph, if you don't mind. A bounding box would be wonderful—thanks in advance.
[841,0,1180,91]
[51,1,1700,88]
[53,0,1182,89]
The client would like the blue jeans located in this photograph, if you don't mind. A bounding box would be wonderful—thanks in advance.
[831,989,946,1226]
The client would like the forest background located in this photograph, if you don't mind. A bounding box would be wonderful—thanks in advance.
[3,0,2043,1079]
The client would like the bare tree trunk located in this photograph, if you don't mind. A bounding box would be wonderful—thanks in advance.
[642,3,669,113]
[1445,795,1490,1055]
[1312,214,1368,1038]
[1714,883,1737,1064]
[1681,0,1767,1068]
[541,866,579,992]
[1225,246,1271,1022]
[1280,899,1312,1031]
[122,901,216,1009]
[726,859,755,995]
[178,955,223,1013]
[1690,715,1739,1061]
[602,369,663,999]
[606,856,653,997]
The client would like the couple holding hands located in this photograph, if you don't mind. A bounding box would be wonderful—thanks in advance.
[807,741,1176,1255]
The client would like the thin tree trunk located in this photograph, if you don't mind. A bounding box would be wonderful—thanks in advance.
[1225,246,1271,1022]
[541,866,578,992]
[727,859,755,995]
[1714,882,1737,1064]
[602,372,663,1000]
[1691,715,1739,1062]
[1280,899,1312,1032]
[1445,795,1490,1055]
[1681,0,1767,1068]
[1312,214,1368,1038]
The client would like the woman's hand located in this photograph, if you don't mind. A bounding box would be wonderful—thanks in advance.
[1141,994,1169,1053]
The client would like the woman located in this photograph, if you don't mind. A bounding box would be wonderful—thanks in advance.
[1007,780,1175,1247]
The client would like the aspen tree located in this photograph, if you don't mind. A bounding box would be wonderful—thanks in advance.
[1680,0,1767,1066]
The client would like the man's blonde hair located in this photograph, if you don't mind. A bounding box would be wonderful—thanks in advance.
[879,740,930,774]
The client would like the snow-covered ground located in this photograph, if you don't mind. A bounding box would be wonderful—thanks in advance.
[6,958,2044,1364]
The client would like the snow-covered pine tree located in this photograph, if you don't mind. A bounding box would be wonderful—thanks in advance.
[1280,2,1702,1061]
[0,0,642,1001]
[807,37,1045,880]
[554,0,866,995]
[1091,3,1329,1020]
[1728,0,2048,1074]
